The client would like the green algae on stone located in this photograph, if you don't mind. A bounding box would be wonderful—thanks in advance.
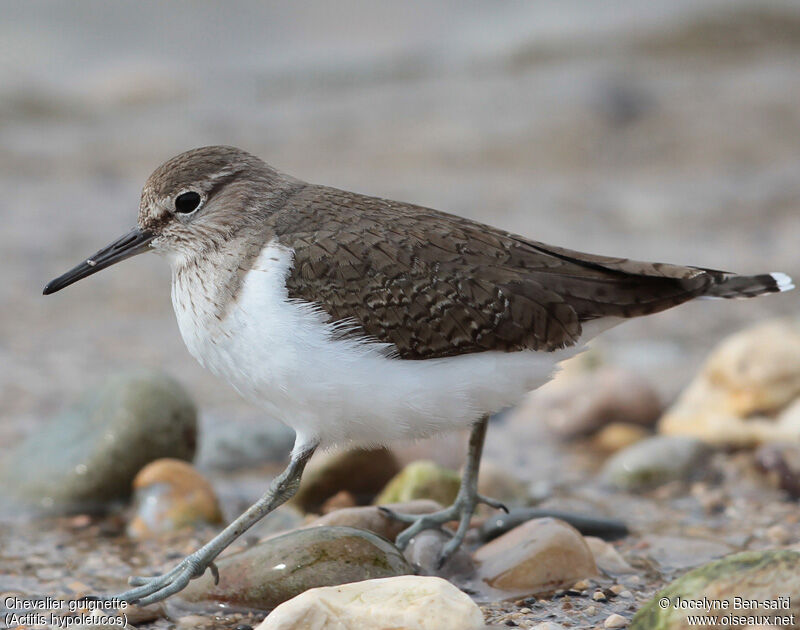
[0,369,196,514]
[632,550,800,630]
[178,526,413,610]
[375,460,461,506]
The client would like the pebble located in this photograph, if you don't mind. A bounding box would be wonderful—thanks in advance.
[592,590,607,601]
[394,430,469,470]
[531,624,566,630]
[375,460,461,507]
[0,369,196,514]
[601,435,711,491]
[633,549,800,628]
[255,575,484,630]
[755,443,800,498]
[659,319,800,447]
[403,529,475,579]
[509,367,661,439]
[604,613,628,628]
[195,412,294,470]
[474,517,598,596]
[475,460,531,510]
[641,534,732,572]
[766,524,791,545]
[320,490,357,513]
[306,500,442,541]
[480,508,629,543]
[127,458,223,538]
[293,447,400,513]
[593,423,650,452]
[178,526,412,609]
[585,537,635,575]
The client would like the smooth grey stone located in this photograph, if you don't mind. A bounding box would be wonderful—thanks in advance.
[0,369,196,514]
[601,435,711,491]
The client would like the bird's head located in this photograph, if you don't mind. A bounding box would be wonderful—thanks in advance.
[43,146,282,295]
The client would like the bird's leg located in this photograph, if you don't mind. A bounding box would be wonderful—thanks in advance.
[381,416,506,567]
[111,439,317,606]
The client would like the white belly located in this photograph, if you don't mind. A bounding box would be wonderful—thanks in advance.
[172,242,597,449]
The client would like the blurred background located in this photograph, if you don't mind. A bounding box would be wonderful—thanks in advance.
[2,0,798,444]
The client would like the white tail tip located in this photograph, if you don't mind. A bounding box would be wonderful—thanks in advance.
[771,272,795,292]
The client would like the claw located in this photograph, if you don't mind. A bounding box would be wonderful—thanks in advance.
[208,561,220,585]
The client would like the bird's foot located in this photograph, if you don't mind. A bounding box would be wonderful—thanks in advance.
[107,554,219,606]
[380,493,507,567]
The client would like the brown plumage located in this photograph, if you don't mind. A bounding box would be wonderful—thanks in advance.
[265,184,779,359]
[134,145,786,361]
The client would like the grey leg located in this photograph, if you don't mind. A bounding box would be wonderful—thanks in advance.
[381,416,506,567]
[113,439,317,606]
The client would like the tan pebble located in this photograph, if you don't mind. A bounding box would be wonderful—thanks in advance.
[624,575,641,585]
[473,517,598,596]
[766,524,791,545]
[593,423,650,452]
[320,490,357,514]
[572,579,590,590]
[586,605,597,615]
[609,584,625,595]
[592,590,607,601]
[618,590,633,598]
[519,607,532,614]
[604,613,629,628]
[177,614,209,628]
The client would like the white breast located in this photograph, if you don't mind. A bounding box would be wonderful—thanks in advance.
[171,242,602,449]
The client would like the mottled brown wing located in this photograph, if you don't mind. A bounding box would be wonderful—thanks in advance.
[270,185,718,359]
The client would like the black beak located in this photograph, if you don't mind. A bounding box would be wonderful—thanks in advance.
[43,227,155,295]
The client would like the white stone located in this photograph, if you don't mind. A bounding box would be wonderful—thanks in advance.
[255,575,484,630]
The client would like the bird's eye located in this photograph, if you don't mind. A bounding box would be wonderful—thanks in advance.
[175,191,202,214]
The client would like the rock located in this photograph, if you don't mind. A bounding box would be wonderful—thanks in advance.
[756,442,800,498]
[632,550,800,629]
[127,458,222,538]
[593,423,651,452]
[375,460,461,507]
[602,435,711,491]
[403,529,476,579]
[394,430,470,470]
[480,508,629,543]
[306,500,442,540]
[641,535,733,572]
[196,412,295,470]
[0,370,196,513]
[178,526,412,610]
[660,319,800,447]
[320,490,357,513]
[604,613,629,628]
[474,518,598,597]
[248,504,305,541]
[293,447,400,513]
[532,624,567,630]
[509,367,661,439]
[585,537,635,575]
[255,575,484,630]
[475,461,531,510]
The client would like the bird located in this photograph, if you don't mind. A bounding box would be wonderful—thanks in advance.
[43,145,794,605]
